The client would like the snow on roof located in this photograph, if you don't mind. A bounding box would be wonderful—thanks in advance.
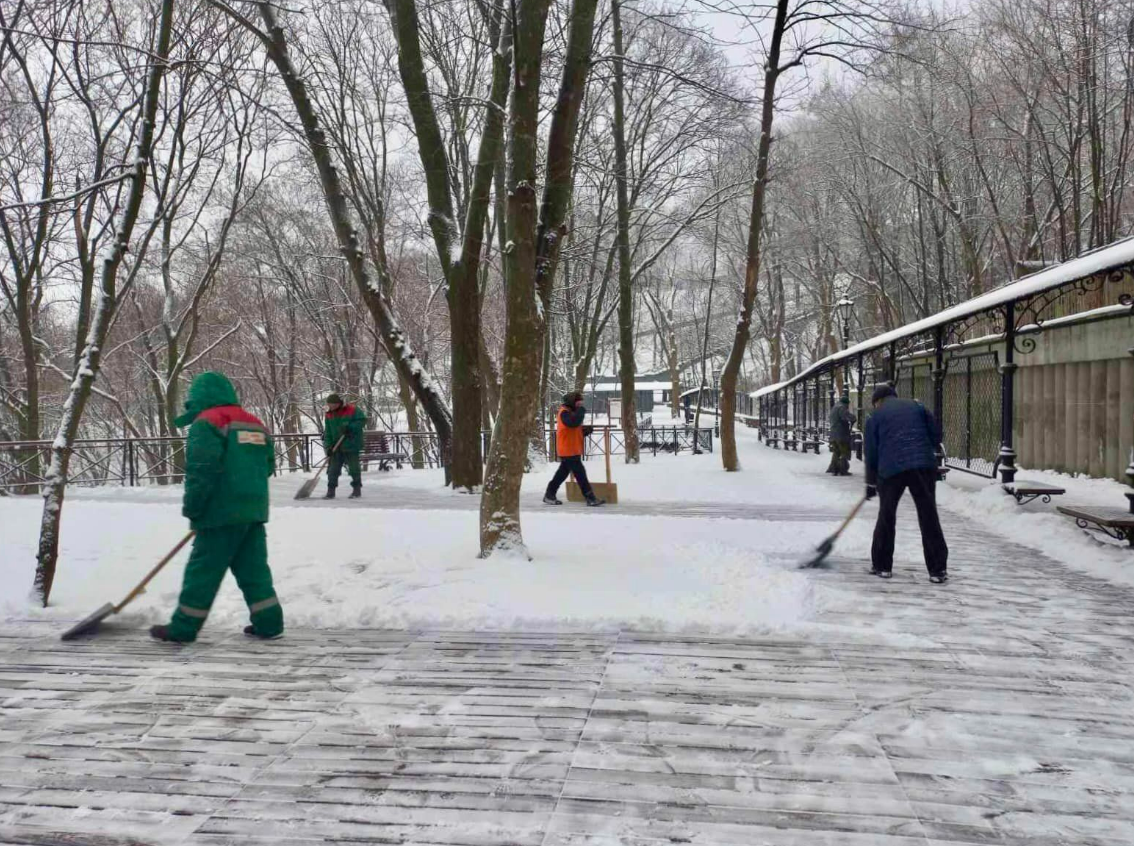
[585,381,672,393]
[756,235,1134,394]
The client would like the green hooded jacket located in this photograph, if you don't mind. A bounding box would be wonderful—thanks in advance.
[323,403,367,453]
[175,372,275,529]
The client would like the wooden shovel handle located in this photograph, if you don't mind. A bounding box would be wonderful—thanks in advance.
[604,428,612,484]
[833,496,868,539]
[310,434,346,481]
[115,530,196,613]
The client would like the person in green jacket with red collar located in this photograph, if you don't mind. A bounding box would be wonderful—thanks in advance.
[151,372,284,643]
[323,393,366,499]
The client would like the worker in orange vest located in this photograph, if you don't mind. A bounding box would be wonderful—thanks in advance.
[544,392,605,507]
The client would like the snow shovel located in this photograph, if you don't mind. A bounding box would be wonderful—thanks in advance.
[294,435,345,500]
[800,495,867,569]
[566,427,618,504]
[61,531,195,640]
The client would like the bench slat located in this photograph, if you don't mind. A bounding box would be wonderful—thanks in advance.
[1057,506,1134,527]
[1005,481,1066,494]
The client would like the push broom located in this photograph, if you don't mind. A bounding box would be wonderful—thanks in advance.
[61,531,195,640]
[294,434,344,500]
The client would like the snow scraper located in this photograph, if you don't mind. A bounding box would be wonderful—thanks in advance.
[61,531,195,640]
[800,495,867,569]
[294,434,345,500]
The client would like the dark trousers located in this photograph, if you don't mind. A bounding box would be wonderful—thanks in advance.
[328,451,361,490]
[872,468,948,576]
[546,455,594,499]
[827,440,851,474]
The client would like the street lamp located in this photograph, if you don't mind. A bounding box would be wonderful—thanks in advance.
[836,297,854,349]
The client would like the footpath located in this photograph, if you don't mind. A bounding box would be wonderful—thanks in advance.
[1,440,1133,844]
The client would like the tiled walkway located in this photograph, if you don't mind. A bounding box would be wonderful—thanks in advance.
[2,488,1133,844]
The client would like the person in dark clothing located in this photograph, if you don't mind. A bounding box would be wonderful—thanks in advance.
[864,384,949,583]
[323,393,366,499]
[544,392,605,507]
[827,395,855,476]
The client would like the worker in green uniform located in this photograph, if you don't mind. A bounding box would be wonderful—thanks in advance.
[151,372,283,643]
[323,393,367,499]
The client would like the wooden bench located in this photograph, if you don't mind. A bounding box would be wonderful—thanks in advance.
[766,435,780,449]
[359,431,409,471]
[1003,480,1066,505]
[783,438,798,451]
[1057,504,1134,547]
[802,439,823,454]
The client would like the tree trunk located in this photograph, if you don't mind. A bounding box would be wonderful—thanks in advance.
[611,0,638,462]
[385,0,511,491]
[253,1,455,481]
[480,0,598,557]
[33,0,176,605]
[15,295,40,494]
[693,204,720,439]
[478,0,552,557]
[667,310,680,419]
[718,0,787,472]
[451,11,512,488]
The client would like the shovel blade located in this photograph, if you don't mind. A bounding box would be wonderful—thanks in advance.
[799,537,834,569]
[294,478,318,500]
[60,603,116,641]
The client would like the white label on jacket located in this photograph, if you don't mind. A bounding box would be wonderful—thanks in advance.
[238,431,266,445]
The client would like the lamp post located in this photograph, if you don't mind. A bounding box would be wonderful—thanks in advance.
[836,297,854,349]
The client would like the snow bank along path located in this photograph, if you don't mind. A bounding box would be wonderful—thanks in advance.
[1,447,1134,843]
[2,426,1132,635]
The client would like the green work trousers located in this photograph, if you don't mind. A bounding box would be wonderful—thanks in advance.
[167,524,282,641]
[327,450,361,490]
[828,439,851,474]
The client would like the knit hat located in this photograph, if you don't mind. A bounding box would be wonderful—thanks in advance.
[871,384,897,403]
[325,393,343,406]
[839,394,850,404]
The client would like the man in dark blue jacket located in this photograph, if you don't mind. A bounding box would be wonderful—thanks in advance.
[864,384,948,583]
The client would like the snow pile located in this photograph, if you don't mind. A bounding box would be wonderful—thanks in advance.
[3,426,1130,638]
[938,468,1134,589]
[0,489,819,637]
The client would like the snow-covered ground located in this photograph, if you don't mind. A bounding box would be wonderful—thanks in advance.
[2,427,1131,637]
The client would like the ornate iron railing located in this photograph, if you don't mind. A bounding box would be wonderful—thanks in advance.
[0,425,714,492]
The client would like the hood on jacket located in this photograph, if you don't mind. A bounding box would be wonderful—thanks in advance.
[174,372,240,428]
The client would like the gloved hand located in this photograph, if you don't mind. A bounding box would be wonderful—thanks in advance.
[865,485,877,501]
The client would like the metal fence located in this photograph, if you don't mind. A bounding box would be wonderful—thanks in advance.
[0,426,714,492]
[941,352,1002,478]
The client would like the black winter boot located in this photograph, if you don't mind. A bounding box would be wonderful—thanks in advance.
[349,485,361,499]
[585,495,606,507]
[150,625,191,643]
[323,487,336,499]
[244,625,283,640]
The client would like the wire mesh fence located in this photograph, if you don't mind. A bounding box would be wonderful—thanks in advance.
[941,352,1002,478]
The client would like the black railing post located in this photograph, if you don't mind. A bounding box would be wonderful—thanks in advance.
[965,358,973,470]
[1128,346,1134,514]
[127,439,135,487]
[856,354,865,460]
[933,326,946,470]
[999,300,1019,484]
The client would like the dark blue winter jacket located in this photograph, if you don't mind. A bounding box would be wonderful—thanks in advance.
[864,397,941,484]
